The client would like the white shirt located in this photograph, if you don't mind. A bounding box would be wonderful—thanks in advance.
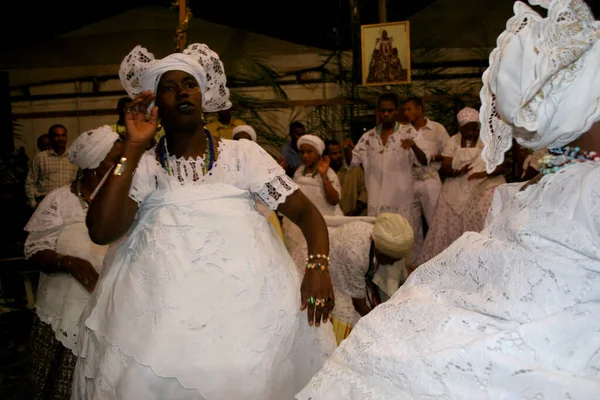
[408,118,450,181]
[350,124,418,217]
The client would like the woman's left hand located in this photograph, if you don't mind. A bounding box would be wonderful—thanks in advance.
[318,156,331,176]
[301,269,335,327]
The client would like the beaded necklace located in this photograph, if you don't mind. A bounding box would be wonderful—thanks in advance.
[540,145,599,175]
[302,166,319,177]
[157,129,217,176]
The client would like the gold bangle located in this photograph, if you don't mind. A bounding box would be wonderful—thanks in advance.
[113,157,127,176]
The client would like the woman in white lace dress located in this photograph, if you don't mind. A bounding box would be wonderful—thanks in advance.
[297,1,600,398]
[19,126,123,400]
[417,108,505,264]
[71,43,336,400]
[283,134,343,255]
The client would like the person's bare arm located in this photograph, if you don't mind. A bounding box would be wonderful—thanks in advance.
[87,91,159,245]
[278,190,334,327]
[30,250,99,293]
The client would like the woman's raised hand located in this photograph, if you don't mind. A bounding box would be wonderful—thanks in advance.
[124,91,160,146]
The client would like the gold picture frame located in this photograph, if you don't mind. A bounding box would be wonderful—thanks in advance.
[361,21,411,86]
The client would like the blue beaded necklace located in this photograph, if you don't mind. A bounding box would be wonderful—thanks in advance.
[540,145,599,175]
[157,129,216,176]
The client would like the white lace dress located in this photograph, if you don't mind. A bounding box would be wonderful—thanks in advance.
[72,139,336,400]
[296,161,600,399]
[24,186,108,354]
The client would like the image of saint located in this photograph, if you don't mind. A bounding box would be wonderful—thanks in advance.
[366,29,407,83]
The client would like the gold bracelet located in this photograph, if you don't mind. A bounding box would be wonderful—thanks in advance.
[113,157,127,176]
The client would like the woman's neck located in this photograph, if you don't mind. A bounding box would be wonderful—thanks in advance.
[304,164,317,174]
[166,128,207,159]
[567,121,600,154]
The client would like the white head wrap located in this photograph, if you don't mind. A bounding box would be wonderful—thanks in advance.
[457,107,480,127]
[232,125,257,142]
[372,213,414,260]
[479,0,600,172]
[297,135,325,156]
[119,43,231,112]
[68,125,119,170]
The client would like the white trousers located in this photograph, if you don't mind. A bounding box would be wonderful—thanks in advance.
[413,178,442,228]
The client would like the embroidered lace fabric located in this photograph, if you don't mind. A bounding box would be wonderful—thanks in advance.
[24,186,108,354]
[479,0,600,172]
[73,139,336,399]
[296,161,600,399]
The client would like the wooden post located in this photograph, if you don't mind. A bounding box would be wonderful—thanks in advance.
[378,0,387,23]
[174,0,192,52]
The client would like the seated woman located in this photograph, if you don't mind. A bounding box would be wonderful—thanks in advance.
[297,0,600,398]
[292,213,413,345]
[283,134,343,255]
[18,126,123,400]
[232,124,285,243]
[417,107,505,264]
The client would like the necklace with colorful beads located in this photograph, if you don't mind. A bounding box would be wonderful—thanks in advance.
[540,145,600,175]
[156,129,217,177]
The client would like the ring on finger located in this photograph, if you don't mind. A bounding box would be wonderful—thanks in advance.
[308,296,316,306]
[315,298,326,307]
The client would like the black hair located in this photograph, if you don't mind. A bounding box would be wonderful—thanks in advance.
[323,139,341,155]
[378,92,398,108]
[404,96,424,110]
[48,124,66,136]
[289,121,305,134]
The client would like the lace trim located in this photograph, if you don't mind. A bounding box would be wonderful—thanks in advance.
[479,3,542,173]
[254,175,298,210]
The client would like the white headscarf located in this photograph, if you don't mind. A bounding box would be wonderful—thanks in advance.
[119,43,231,113]
[457,107,480,127]
[232,125,257,142]
[479,0,600,172]
[372,213,414,260]
[68,125,119,170]
[297,135,325,156]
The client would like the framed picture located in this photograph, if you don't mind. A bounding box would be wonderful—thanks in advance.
[361,21,411,86]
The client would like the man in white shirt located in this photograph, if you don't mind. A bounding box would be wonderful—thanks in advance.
[343,93,427,265]
[403,97,450,228]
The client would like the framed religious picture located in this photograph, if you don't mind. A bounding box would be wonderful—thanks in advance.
[361,21,411,86]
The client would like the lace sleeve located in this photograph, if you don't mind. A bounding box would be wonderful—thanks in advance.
[239,140,299,210]
[129,152,155,205]
[23,189,66,258]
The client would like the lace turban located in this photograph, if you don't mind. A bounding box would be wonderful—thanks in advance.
[372,213,414,260]
[457,107,480,127]
[480,0,600,172]
[119,43,231,113]
[68,125,119,170]
[297,135,325,156]
[232,125,257,142]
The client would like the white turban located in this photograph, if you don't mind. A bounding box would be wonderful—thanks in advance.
[68,125,119,170]
[457,107,480,127]
[119,43,231,113]
[372,213,414,260]
[479,0,600,172]
[297,135,325,156]
[232,125,257,142]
